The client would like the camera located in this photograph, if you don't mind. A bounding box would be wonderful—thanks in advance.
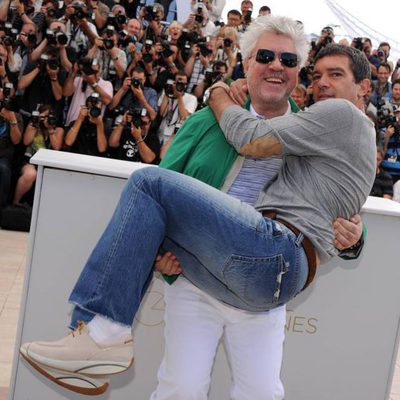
[40,54,59,71]
[118,30,135,47]
[46,28,68,46]
[353,37,364,51]
[127,107,146,128]
[161,43,174,58]
[164,79,175,98]
[144,39,153,51]
[103,38,114,50]
[223,38,232,48]
[142,53,153,63]
[131,78,142,89]
[30,110,41,127]
[143,5,159,22]
[175,81,186,93]
[173,122,182,135]
[377,49,385,58]
[243,9,252,24]
[86,92,101,118]
[116,13,127,25]
[78,58,97,75]
[47,7,56,17]
[194,6,204,24]
[73,4,88,19]
[204,68,222,85]
[376,99,399,134]
[46,113,58,126]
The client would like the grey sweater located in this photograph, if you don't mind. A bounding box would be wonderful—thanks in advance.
[220,99,376,264]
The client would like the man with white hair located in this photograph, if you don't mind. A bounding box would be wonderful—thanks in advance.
[19,15,373,400]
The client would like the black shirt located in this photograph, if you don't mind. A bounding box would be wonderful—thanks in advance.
[113,126,160,164]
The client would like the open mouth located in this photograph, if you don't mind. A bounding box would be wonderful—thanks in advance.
[264,77,284,84]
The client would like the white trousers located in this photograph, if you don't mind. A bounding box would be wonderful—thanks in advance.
[150,278,286,400]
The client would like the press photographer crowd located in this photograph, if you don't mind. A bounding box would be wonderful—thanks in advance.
[0,0,399,229]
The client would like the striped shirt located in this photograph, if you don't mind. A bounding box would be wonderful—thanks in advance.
[226,104,289,206]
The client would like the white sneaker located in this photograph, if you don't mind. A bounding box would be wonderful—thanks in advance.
[20,322,134,376]
[20,349,110,396]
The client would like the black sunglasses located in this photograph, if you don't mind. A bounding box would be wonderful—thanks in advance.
[255,49,298,68]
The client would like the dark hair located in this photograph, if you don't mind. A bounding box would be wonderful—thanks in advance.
[392,79,400,89]
[132,66,145,75]
[314,44,371,82]
[213,60,228,72]
[227,9,242,18]
[259,5,271,13]
[38,104,54,113]
[379,41,391,50]
[378,62,392,74]
[241,0,253,6]
[176,70,188,79]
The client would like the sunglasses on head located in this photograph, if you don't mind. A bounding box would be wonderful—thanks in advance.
[255,49,298,68]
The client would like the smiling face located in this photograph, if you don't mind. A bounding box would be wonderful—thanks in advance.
[312,55,367,105]
[244,31,299,116]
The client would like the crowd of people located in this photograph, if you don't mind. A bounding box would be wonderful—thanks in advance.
[0,0,399,218]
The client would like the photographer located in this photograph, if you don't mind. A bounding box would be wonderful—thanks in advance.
[33,21,74,73]
[109,107,160,164]
[64,93,107,156]
[214,27,238,76]
[149,41,181,93]
[190,0,225,24]
[193,60,229,99]
[0,94,22,209]
[18,49,68,124]
[109,66,157,120]
[362,38,379,77]
[139,3,165,44]
[370,147,393,199]
[380,106,400,182]
[370,62,392,106]
[64,0,98,59]
[0,44,18,88]
[13,104,62,204]
[238,0,253,33]
[87,27,127,80]
[63,57,112,126]
[86,0,110,31]
[0,25,22,74]
[184,37,214,94]
[157,70,197,144]
[390,79,400,108]
[184,2,217,37]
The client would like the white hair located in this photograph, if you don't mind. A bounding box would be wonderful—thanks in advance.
[239,15,309,67]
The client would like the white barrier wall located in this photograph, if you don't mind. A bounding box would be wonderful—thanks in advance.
[8,150,400,400]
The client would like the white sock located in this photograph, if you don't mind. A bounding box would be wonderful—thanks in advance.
[87,315,132,344]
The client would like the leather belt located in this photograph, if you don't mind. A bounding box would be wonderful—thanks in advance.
[262,211,317,290]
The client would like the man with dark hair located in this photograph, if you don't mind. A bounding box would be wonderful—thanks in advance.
[157,70,197,146]
[390,79,400,107]
[109,66,158,120]
[226,9,242,29]
[370,62,392,105]
[258,5,271,16]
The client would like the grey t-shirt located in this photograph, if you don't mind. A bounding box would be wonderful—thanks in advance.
[220,99,376,264]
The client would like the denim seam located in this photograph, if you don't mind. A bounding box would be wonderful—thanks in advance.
[92,176,142,299]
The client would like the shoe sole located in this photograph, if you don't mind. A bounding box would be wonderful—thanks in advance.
[22,346,134,376]
[20,352,110,396]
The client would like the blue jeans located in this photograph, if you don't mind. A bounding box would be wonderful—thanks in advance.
[69,167,308,328]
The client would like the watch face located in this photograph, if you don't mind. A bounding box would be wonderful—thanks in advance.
[203,88,211,105]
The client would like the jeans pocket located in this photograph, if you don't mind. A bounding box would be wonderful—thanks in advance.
[222,254,289,310]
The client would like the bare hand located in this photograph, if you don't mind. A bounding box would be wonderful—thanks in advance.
[79,106,89,119]
[333,215,362,250]
[154,252,182,275]
[229,78,248,106]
